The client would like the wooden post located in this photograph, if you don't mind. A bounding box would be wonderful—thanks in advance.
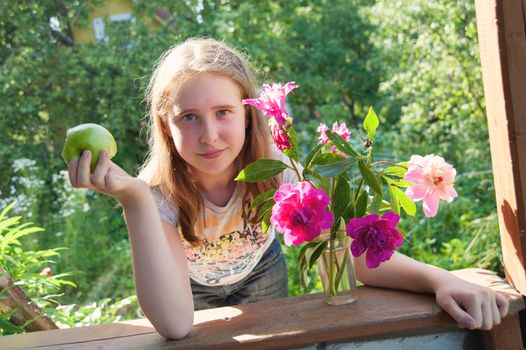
[0,267,58,332]
[475,0,526,295]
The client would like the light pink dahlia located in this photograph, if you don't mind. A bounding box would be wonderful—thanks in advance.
[403,154,457,218]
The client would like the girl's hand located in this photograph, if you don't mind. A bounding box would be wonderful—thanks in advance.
[434,276,509,330]
[68,149,148,204]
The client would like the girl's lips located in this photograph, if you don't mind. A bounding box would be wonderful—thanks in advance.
[198,149,225,159]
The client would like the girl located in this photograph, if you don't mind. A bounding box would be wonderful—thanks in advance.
[67,38,508,339]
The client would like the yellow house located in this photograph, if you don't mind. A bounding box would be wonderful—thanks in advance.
[72,0,169,43]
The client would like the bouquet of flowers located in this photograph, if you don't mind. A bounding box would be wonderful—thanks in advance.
[236,82,457,304]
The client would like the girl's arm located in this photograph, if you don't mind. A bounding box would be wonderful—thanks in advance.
[354,252,509,330]
[69,150,194,339]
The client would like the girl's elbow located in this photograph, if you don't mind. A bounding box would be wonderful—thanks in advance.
[158,322,193,340]
[157,312,194,339]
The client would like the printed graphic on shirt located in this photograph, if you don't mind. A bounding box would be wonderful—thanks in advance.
[180,196,274,286]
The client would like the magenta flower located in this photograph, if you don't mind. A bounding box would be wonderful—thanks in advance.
[269,118,290,151]
[271,181,334,246]
[346,212,403,268]
[403,154,457,218]
[242,82,297,126]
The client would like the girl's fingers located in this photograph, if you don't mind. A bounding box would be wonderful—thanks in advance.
[76,150,92,188]
[68,157,80,187]
[496,293,509,317]
[491,295,501,327]
[481,298,494,330]
[464,297,483,329]
[439,296,476,329]
[91,150,110,189]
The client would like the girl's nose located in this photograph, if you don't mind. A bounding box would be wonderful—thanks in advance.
[200,119,219,144]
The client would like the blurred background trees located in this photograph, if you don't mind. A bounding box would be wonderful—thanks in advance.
[0,0,501,329]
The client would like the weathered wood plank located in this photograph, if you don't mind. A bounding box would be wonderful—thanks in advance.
[0,267,58,332]
[1,269,523,350]
[475,0,526,295]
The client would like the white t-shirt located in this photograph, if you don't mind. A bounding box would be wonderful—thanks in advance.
[151,150,297,287]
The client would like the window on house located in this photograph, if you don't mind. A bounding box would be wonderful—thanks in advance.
[93,13,136,46]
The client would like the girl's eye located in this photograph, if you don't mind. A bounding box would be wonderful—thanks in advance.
[182,114,197,121]
[217,109,230,117]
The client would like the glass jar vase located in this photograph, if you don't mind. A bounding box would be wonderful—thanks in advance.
[317,235,358,305]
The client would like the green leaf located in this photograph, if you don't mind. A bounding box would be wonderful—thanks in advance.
[393,186,417,217]
[370,193,382,214]
[305,240,327,271]
[0,315,24,334]
[363,106,380,140]
[235,159,289,182]
[257,200,275,220]
[261,210,272,234]
[303,169,331,195]
[388,184,401,215]
[314,158,354,178]
[326,131,360,157]
[300,265,309,290]
[249,189,277,210]
[340,202,354,222]
[283,126,298,161]
[358,159,382,195]
[383,162,408,178]
[304,143,324,170]
[383,175,411,188]
[355,190,368,218]
[310,152,346,165]
[0,202,16,222]
[332,176,351,219]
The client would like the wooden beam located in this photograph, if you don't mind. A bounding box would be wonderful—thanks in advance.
[0,267,58,332]
[475,0,526,295]
[0,269,523,350]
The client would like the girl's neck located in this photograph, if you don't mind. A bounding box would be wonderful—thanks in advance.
[191,162,239,207]
[198,178,237,207]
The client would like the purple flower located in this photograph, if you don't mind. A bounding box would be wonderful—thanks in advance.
[271,181,334,246]
[346,212,403,268]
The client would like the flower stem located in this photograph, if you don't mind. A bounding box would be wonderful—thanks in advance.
[370,161,399,168]
[290,158,303,182]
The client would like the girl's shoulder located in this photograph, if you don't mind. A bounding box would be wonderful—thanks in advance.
[150,185,179,226]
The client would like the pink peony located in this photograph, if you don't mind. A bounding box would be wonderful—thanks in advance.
[317,123,330,144]
[403,154,457,218]
[317,122,351,156]
[346,212,403,268]
[269,118,290,151]
[271,181,334,246]
[242,82,296,126]
[331,122,351,142]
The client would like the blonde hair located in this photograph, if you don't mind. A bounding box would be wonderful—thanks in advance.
[138,38,278,246]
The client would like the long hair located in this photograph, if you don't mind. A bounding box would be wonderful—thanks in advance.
[138,38,278,246]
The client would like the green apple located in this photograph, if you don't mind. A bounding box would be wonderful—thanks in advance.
[61,123,118,172]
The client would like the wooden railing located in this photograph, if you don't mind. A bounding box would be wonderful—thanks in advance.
[1,268,523,350]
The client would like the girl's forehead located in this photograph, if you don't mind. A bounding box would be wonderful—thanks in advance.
[172,73,242,108]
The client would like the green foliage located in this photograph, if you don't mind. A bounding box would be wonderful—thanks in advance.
[0,202,74,335]
[0,202,140,334]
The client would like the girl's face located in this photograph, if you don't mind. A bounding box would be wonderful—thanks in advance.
[167,73,247,185]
